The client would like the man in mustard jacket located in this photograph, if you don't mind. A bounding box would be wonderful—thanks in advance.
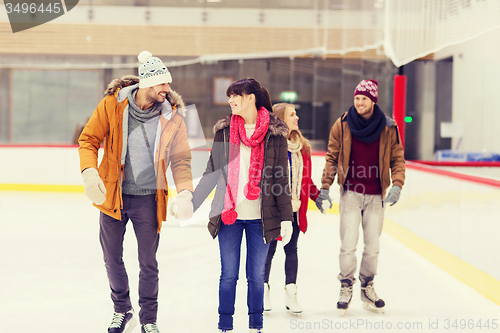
[317,79,405,316]
[78,51,193,333]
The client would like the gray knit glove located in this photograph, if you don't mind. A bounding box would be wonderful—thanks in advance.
[315,188,333,214]
[384,185,401,206]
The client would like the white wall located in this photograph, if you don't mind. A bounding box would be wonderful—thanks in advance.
[384,163,500,281]
[414,61,436,160]
[0,147,83,186]
[435,26,500,154]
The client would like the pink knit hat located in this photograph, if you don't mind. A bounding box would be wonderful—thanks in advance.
[354,79,378,103]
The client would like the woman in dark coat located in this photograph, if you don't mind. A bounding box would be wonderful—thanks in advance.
[192,78,293,333]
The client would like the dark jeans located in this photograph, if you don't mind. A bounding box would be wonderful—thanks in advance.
[217,219,270,330]
[99,194,159,325]
[264,212,300,285]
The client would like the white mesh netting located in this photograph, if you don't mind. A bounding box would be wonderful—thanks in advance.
[157,0,500,67]
[384,0,500,67]
[1,0,500,67]
[166,0,500,67]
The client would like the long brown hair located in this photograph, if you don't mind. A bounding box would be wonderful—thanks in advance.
[272,103,311,156]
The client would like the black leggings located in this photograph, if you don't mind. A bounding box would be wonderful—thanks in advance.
[264,212,300,285]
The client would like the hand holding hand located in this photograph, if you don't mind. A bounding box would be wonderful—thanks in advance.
[170,190,194,220]
[315,188,333,214]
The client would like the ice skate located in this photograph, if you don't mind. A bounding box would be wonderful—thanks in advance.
[264,283,272,311]
[218,330,233,333]
[108,309,137,333]
[285,283,302,314]
[361,281,385,314]
[142,323,160,333]
[337,280,353,316]
[249,329,263,333]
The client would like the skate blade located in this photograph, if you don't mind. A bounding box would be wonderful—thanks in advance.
[123,316,138,333]
[287,310,302,317]
[362,302,385,314]
[337,308,348,316]
[286,306,303,316]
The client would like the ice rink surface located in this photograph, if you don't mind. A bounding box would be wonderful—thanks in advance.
[1,191,499,333]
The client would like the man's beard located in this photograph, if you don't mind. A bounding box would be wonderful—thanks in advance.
[148,91,168,104]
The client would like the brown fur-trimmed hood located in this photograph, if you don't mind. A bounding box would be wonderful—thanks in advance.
[104,75,186,117]
[105,75,139,96]
[213,112,289,138]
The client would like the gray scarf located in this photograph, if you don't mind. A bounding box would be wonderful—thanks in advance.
[128,87,162,122]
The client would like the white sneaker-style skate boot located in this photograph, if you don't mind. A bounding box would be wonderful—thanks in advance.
[264,283,272,311]
[361,281,385,314]
[285,283,303,313]
[337,280,353,316]
[218,330,233,333]
[249,329,263,333]
[108,309,137,333]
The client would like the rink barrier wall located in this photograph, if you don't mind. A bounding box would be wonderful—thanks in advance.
[381,161,500,306]
[382,216,500,307]
[1,146,499,306]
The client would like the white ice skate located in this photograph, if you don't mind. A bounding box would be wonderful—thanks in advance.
[285,283,303,314]
[361,281,385,314]
[337,281,353,316]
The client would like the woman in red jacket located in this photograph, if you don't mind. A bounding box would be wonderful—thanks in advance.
[263,103,321,314]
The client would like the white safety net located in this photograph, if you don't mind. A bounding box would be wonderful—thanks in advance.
[384,0,500,67]
[2,0,499,68]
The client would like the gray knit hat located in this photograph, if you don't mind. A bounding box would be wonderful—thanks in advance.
[138,51,172,88]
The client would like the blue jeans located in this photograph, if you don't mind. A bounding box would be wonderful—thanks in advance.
[217,219,270,330]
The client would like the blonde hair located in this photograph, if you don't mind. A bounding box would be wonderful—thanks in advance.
[272,103,311,156]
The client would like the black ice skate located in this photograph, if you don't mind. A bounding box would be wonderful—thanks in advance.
[337,280,353,316]
[361,281,385,314]
[108,309,137,333]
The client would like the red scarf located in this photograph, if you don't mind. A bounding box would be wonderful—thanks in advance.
[221,107,270,225]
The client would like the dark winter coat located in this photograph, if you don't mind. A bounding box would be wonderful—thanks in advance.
[321,111,405,197]
[192,112,293,244]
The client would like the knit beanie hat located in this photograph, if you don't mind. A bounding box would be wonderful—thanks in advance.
[354,79,378,103]
[138,51,172,89]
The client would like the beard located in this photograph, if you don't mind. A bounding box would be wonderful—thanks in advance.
[147,90,168,104]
